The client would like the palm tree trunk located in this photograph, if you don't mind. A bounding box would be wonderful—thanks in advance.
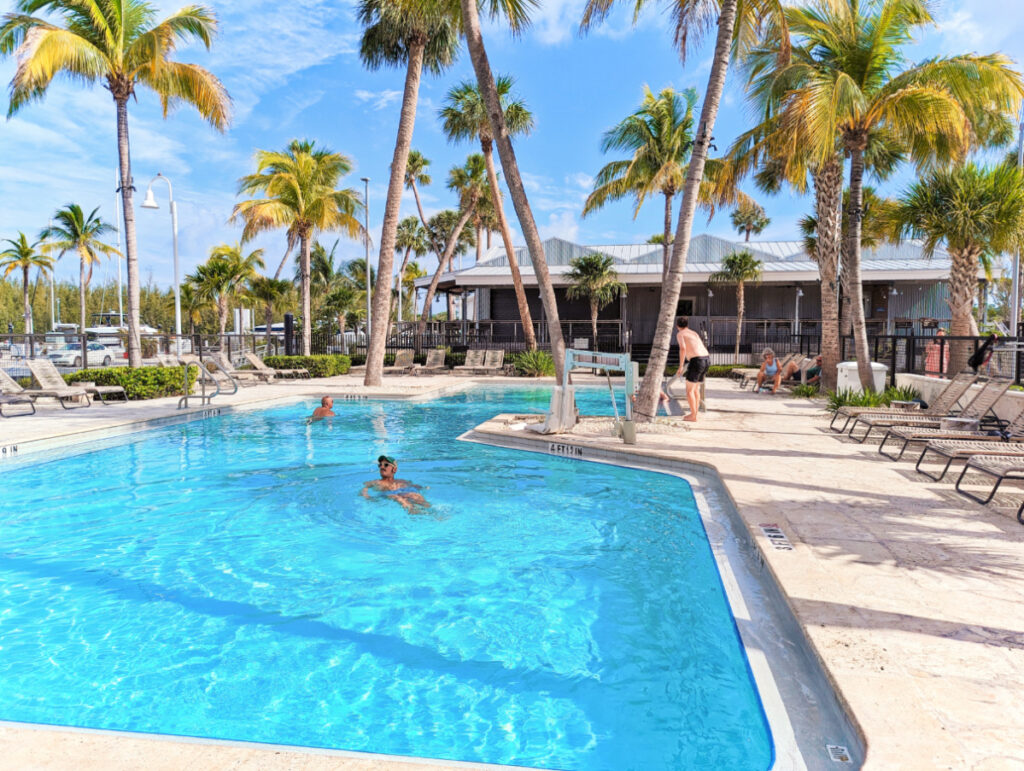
[447,292,456,321]
[846,143,873,391]
[815,158,843,391]
[662,191,672,279]
[461,0,564,380]
[79,253,87,338]
[366,39,425,386]
[632,0,738,422]
[411,182,443,257]
[300,232,312,356]
[487,229,492,248]
[273,242,294,280]
[419,205,476,337]
[476,225,482,263]
[22,265,32,336]
[948,247,981,373]
[219,297,228,340]
[735,281,744,361]
[745,228,751,242]
[591,299,599,348]
[265,305,273,349]
[115,96,142,367]
[482,139,536,349]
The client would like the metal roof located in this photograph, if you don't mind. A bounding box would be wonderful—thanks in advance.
[416,236,969,288]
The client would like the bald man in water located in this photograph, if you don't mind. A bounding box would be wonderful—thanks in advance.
[309,396,335,422]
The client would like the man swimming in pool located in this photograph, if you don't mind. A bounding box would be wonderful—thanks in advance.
[309,396,335,422]
[361,455,430,513]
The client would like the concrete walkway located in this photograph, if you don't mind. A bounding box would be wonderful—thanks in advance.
[2,376,1023,769]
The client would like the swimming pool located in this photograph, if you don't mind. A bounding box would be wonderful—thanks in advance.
[0,386,773,770]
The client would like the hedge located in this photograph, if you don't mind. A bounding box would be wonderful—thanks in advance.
[64,365,197,400]
[264,354,351,378]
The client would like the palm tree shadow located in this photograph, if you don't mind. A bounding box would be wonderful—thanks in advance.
[0,552,599,701]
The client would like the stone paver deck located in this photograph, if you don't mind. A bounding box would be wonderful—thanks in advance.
[2,376,1023,769]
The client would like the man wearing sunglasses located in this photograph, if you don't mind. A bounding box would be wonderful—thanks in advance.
[361,455,430,513]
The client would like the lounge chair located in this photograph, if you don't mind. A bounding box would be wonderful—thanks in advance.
[180,354,239,395]
[419,348,447,374]
[454,349,486,374]
[830,370,976,433]
[214,353,271,384]
[848,376,1010,444]
[29,358,128,405]
[915,433,1024,481]
[383,348,416,374]
[879,401,1024,461]
[481,349,506,374]
[954,455,1024,524]
[244,352,310,379]
[14,362,91,409]
[0,389,35,417]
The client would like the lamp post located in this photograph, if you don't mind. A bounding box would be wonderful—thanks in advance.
[795,287,804,336]
[361,177,372,350]
[140,173,181,354]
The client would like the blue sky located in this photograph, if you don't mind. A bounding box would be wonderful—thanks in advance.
[0,0,1021,294]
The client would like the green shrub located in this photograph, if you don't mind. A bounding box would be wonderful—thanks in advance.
[707,364,747,377]
[64,366,197,400]
[264,354,351,378]
[348,354,366,366]
[790,384,820,399]
[511,350,555,377]
[825,384,921,412]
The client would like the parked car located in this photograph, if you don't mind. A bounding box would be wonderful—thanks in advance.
[47,342,115,368]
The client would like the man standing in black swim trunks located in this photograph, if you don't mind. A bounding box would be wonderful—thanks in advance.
[676,317,710,422]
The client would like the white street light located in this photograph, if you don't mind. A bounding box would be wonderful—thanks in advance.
[141,173,181,354]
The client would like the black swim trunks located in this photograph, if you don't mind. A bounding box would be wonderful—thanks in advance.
[685,356,710,383]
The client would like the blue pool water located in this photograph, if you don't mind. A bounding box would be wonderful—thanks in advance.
[0,386,772,770]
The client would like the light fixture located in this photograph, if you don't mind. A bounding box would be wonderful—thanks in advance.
[706,288,714,298]
[796,287,804,298]
[890,286,899,296]
[140,188,159,209]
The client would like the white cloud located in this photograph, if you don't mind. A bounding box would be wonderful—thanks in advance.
[355,89,403,111]
[539,210,580,241]
[936,9,986,48]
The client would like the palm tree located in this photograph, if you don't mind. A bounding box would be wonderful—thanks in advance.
[233,140,364,356]
[419,156,487,336]
[40,204,119,336]
[440,75,537,348]
[178,283,210,337]
[752,0,1024,389]
[394,217,429,321]
[580,0,788,419]
[708,250,762,361]
[404,150,438,248]
[566,253,626,348]
[359,0,460,386]
[454,0,567,380]
[248,276,293,348]
[190,244,265,339]
[731,200,770,242]
[0,233,53,335]
[1,0,230,366]
[583,85,698,277]
[889,163,1024,372]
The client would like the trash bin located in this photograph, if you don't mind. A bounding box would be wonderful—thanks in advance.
[836,361,888,393]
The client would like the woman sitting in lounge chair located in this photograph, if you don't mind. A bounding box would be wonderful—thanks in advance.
[754,348,782,394]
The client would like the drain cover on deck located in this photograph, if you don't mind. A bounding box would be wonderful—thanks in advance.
[827,744,852,763]
[758,524,794,551]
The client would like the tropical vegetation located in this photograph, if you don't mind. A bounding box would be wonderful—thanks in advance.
[565,253,626,348]
[0,233,53,335]
[708,250,762,361]
[0,0,231,366]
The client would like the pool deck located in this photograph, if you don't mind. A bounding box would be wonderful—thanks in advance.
[3,376,1024,769]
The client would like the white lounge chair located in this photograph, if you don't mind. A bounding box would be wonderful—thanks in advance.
[29,358,127,405]
[3,363,89,409]
[243,352,310,379]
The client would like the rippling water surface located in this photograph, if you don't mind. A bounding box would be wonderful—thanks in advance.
[0,386,771,770]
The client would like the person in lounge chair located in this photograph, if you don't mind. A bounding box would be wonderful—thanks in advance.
[309,396,335,422]
[781,355,822,385]
[754,348,783,394]
[361,455,430,513]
